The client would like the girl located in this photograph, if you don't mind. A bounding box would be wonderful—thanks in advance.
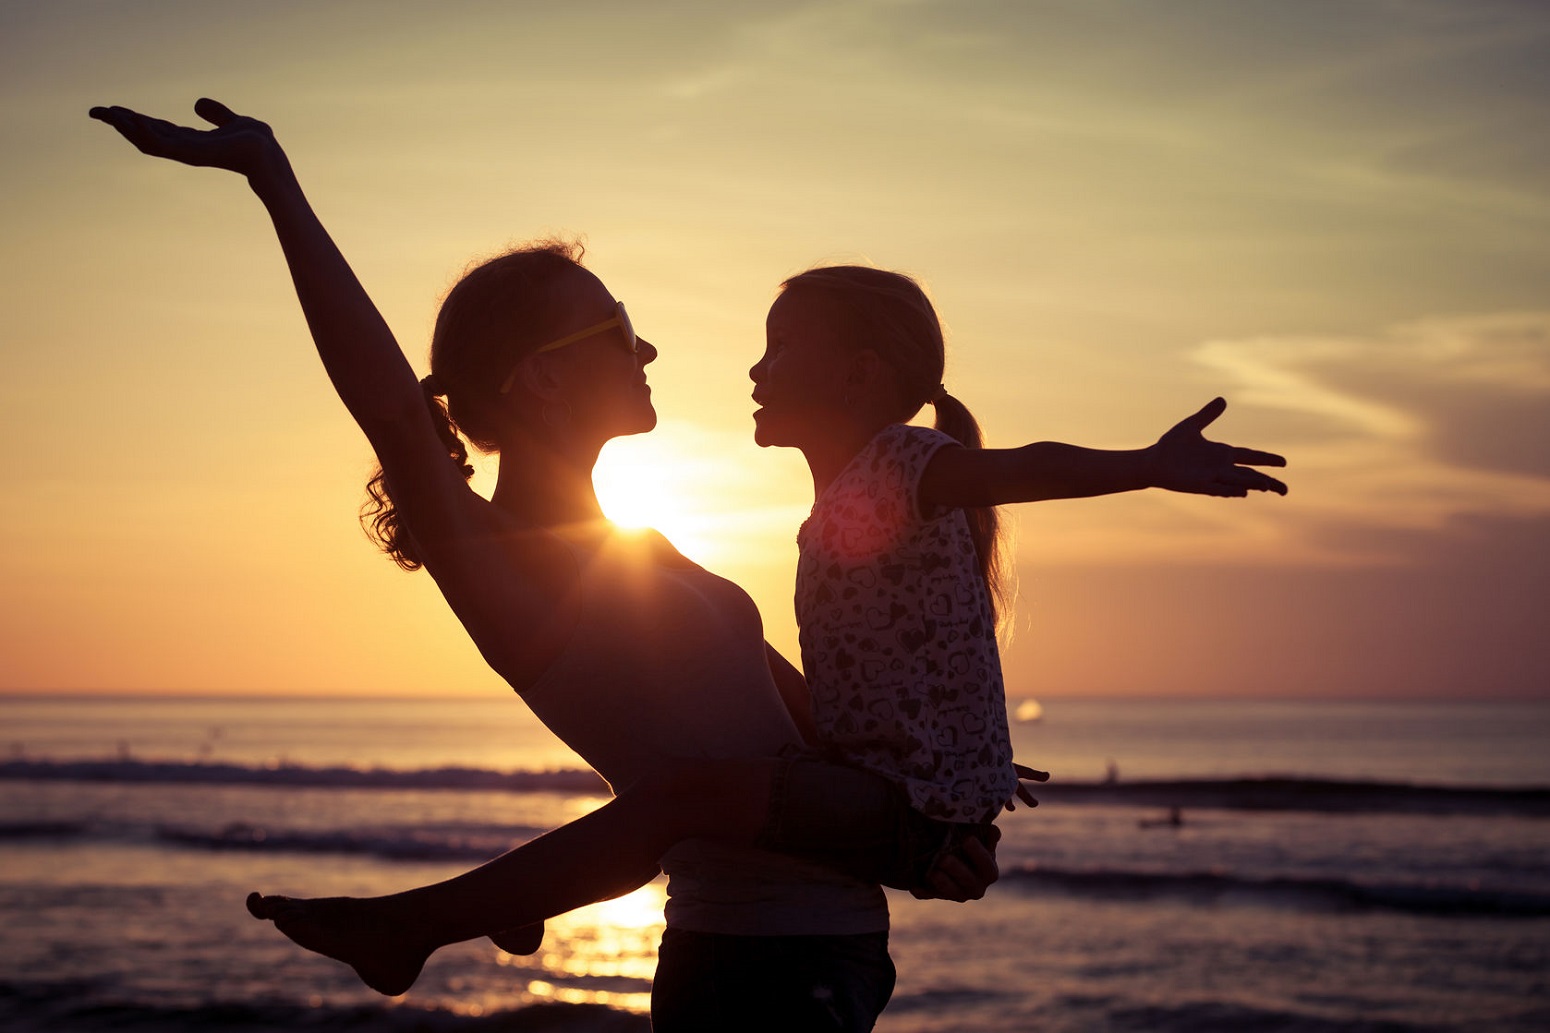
[752,263,1288,852]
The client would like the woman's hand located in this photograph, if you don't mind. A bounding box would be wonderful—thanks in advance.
[911,825,1000,902]
[89,98,287,185]
[1147,397,1288,498]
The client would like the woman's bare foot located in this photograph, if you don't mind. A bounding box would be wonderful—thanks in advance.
[246,891,431,996]
[489,922,544,955]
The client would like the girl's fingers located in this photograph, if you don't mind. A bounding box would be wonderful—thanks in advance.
[1219,468,1287,495]
[1237,468,1288,494]
[1232,446,1287,467]
[1185,396,1227,431]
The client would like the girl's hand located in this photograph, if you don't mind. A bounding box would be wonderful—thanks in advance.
[1148,397,1288,498]
[1005,762,1049,811]
[89,98,286,185]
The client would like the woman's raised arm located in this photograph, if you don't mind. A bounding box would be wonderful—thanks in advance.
[91,100,576,681]
[91,101,425,432]
[90,100,496,544]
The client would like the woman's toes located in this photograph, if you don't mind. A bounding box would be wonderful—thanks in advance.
[246,892,288,919]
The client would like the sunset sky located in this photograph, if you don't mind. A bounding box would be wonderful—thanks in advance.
[2,0,1547,702]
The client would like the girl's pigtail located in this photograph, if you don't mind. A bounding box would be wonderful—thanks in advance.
[932,389,1011,629]
[361,376,475,571]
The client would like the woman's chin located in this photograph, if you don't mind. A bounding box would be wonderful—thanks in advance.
[629,407,658,435]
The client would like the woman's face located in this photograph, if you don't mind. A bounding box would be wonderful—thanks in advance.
[537,269,658,442]
[749,289,854,450]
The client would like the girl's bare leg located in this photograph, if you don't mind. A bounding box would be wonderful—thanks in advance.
[246,757,777,995]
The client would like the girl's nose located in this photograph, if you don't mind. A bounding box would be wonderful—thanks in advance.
[637,339,658,365]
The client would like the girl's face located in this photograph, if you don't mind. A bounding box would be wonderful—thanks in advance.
[749,289,856,450]
[537,270,658,442]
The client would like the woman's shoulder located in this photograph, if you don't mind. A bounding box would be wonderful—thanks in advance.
[577,524,698,570]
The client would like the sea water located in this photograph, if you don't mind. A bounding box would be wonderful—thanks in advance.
[2,696,1547,1032]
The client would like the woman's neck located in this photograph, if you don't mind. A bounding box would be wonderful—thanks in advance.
[491,437,608,530]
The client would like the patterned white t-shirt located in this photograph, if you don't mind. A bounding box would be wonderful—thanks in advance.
[795,423,1016,822]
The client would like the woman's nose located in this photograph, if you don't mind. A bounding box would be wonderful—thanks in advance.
[638,339,658,365]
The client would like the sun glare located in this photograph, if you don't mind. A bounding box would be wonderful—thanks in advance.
[504,882,665,1014]
[592,434,721,560]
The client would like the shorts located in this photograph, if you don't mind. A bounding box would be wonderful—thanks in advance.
[652,927,895,1033]
[755,749,996,890]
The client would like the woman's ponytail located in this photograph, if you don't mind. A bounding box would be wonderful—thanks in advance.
[361,377,475,571]
[359,240,585,571]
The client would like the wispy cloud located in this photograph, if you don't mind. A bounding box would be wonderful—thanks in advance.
[1190,312,1550,561]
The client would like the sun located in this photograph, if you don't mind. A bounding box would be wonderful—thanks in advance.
[592,434,717,559]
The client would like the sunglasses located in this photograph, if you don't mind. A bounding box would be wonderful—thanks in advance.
[499,302,637,394]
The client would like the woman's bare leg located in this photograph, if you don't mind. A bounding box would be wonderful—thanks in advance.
[246,757,777,995]
[488,922,545,955]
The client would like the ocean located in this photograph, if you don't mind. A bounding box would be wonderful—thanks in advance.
[2,695,1546,1032]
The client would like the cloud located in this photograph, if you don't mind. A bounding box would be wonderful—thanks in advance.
[1190,312,1550,562]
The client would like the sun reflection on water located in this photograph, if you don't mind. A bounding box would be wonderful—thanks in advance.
[494,882,666,1014]
[524,979,653,1014]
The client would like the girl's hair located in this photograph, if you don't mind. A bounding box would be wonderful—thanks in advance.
[779,265,1010,625]
[363,240,586,570]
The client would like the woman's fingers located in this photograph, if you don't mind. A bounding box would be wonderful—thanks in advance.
[89,106,178,157]
[87,105,143,140]
[194,97,239,127]
[90,99,275,175]
[914,856,978,901]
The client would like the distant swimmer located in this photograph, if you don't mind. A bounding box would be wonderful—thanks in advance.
[1139,807,1184,829]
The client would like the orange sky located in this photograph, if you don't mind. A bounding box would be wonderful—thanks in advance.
[2,2,1547,700]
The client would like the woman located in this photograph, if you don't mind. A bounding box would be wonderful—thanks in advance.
[89,98,995,1032]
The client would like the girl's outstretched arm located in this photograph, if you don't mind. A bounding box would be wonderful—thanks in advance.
[919,397,1287,510]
